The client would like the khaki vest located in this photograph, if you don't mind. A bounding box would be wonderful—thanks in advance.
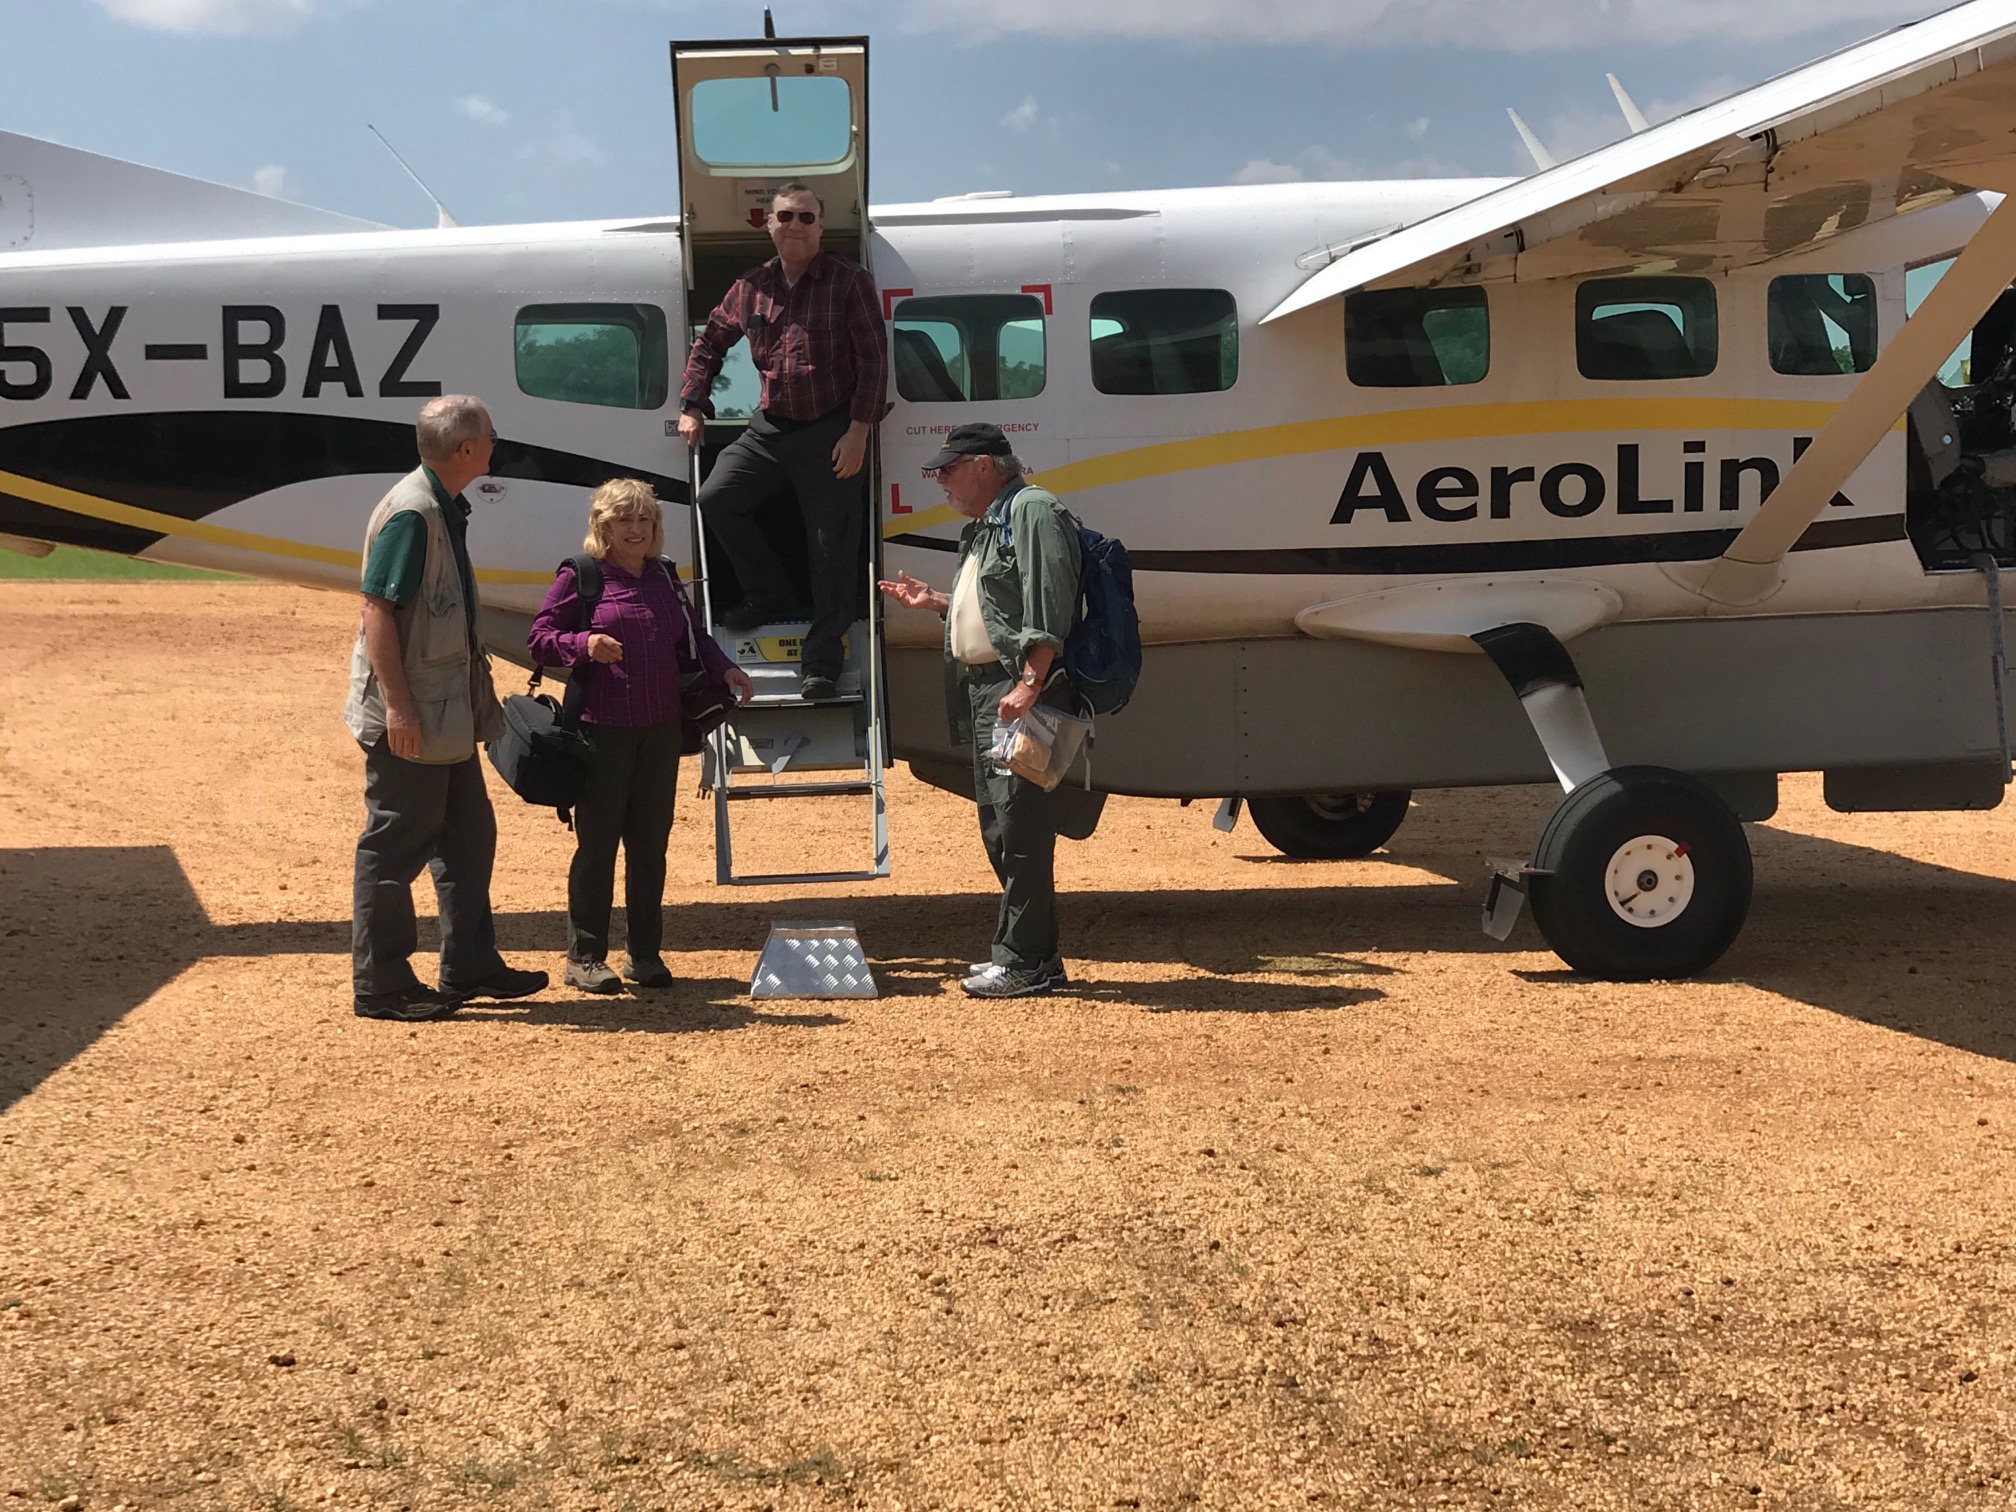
[342,468,503,763]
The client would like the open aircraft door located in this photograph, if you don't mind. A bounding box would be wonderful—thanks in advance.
[667,34,890,891]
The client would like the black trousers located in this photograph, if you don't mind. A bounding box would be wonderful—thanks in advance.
[967,671,1062,970]
[700,407,864,680]
[352,741,506,996]
[566,720,682,964]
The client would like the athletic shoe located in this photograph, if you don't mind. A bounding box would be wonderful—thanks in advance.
[565,959,624,994]
[960,963,1055,998]
[623,955,674,989]
[720,600,796,633]
[445,965,549,1002]
[967,955,1068,986]
[799,674,839,702]
[353,985,460,1022]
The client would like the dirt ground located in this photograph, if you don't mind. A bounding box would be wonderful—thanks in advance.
[3,582,2015,1512]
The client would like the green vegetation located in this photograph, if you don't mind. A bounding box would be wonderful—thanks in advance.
[0,545,240,580]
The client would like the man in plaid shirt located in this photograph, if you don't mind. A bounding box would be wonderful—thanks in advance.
[678,182,889,700]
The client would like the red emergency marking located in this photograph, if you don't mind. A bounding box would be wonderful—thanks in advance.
[890,483,911,515]
[1021,283,1053,314]
[746,208,768,230]
[882,288,914,320]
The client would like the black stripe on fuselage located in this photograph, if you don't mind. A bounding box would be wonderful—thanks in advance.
[886,513,1906,573]
[0,411,689,556]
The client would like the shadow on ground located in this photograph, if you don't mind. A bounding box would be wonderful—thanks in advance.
[7,810,2016,1112]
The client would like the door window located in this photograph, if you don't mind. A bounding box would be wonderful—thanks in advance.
[1576,277,1718,380]
[1768,274,1877,375]
[515,304,669,410]
[1344,287,1488,387]
[1089,289,1238,395]
[891,294,1046,402]
[690,76,853,168]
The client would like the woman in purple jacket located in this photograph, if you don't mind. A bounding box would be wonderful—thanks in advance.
[528,479,753,992]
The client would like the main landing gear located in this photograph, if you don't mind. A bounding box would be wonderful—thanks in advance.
[1247,790,1412,859]
[1475,624,1752,981]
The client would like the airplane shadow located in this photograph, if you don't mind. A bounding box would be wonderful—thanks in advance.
[5,804,2015,1113]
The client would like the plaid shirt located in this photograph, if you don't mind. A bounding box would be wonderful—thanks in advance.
[680,250,887,426]
[527,559,737,729]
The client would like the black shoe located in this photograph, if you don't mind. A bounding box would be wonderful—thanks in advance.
[445,965,548,1003]
[353,984,460,1022]
[720,600,794,634]
[969,955,1068,986]
[565,958,624,994]
[799,674,839,702]
[624,955,674,989]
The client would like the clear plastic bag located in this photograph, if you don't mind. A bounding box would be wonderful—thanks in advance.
[988,703,1093,791]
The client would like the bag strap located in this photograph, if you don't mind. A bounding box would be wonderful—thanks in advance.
[557,554,604,728]
[657,557,707,671]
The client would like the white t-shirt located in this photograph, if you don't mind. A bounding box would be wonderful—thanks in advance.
[949,552,999,665]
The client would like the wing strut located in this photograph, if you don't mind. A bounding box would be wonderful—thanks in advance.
[1675,191,2016,605]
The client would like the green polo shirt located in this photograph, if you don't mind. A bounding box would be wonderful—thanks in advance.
[358,467,479,630]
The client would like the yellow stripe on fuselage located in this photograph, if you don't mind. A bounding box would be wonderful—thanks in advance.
[0,468,554,585]
[878,397,1891,539]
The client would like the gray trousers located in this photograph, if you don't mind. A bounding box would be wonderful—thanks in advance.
[352,741,507,996]
[700,407,864,680]
[967,671,1062,969]
[567,720,682,964]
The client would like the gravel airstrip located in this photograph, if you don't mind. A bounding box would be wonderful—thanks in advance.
[3,581,2015,1511]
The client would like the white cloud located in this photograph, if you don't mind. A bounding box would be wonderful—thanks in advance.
[1229,158,1305,185]
[93,0,315,33]
[520,115,606,170]
[458,95,510,128]
[248,164,299,199]
[1404,116,1432,141]
[1000,96,1041,134]
[904,0,1923,51]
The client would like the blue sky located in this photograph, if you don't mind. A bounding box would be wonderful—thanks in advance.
[0,0,1944,228]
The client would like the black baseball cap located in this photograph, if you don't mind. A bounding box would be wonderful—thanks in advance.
[924,422,1013,471]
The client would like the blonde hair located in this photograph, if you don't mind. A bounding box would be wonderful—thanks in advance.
[583,478,664,561]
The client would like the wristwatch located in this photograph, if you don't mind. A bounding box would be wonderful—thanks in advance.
[1019,669,1042,688]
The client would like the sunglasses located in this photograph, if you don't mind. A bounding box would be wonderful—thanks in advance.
[771,210,820,225]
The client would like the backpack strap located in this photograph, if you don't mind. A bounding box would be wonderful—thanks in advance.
[557,554,604,728]
[655,556,707,671]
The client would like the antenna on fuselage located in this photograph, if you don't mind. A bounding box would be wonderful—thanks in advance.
[1607,74,1651,134]
[763,8,777,38]
[367,124,461,230]
[1506,108,1557,173]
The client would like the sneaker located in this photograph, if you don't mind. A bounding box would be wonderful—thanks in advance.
[960,963,1055,999]
[967,955,1068,986]
[719,600,795,634]
[445,965,548,1002]
[565,958,624,994]
[353,984,460,1022]
[623,955,674,989]
[799,674,839,702]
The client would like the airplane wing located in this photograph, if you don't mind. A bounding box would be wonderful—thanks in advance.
[1,130,382,254]
[1263,0,2016,322]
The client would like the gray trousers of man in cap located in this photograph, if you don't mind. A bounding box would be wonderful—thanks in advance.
[966,671,1065,968]
[702,408,865,681]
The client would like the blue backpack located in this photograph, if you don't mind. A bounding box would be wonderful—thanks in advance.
[1002,488,1141,716]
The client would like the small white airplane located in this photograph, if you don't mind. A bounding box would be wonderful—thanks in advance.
[7,2,2016,981]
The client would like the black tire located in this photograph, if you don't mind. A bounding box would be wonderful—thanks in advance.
[1246,791,1412,859]
[1526,765,1752,981]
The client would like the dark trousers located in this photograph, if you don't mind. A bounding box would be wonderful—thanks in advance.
[352,742,506,996]
[700,407,864,680]
[967,672,1062,969]
[567,720,682,964]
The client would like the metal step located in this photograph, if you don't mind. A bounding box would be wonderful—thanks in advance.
[723,780,878,800]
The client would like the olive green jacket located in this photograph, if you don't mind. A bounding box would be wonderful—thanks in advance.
[943,479,1083,745]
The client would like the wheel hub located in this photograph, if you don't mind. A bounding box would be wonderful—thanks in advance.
[1604,835,1695,928]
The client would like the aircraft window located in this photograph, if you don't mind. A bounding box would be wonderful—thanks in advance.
[514,304,669,410]
[1089,289,1238,395]
[1576,278,1718,380]
[891,294,1046,402]
[1908,258,1972,385]
[1769,274,1877,375]
[690,76,852,168]
[1344,287,1488,387]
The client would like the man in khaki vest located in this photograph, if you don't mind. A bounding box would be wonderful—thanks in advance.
[344,395,547,1021]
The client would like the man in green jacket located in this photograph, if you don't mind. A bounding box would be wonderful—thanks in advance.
[880,423,1082,998]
